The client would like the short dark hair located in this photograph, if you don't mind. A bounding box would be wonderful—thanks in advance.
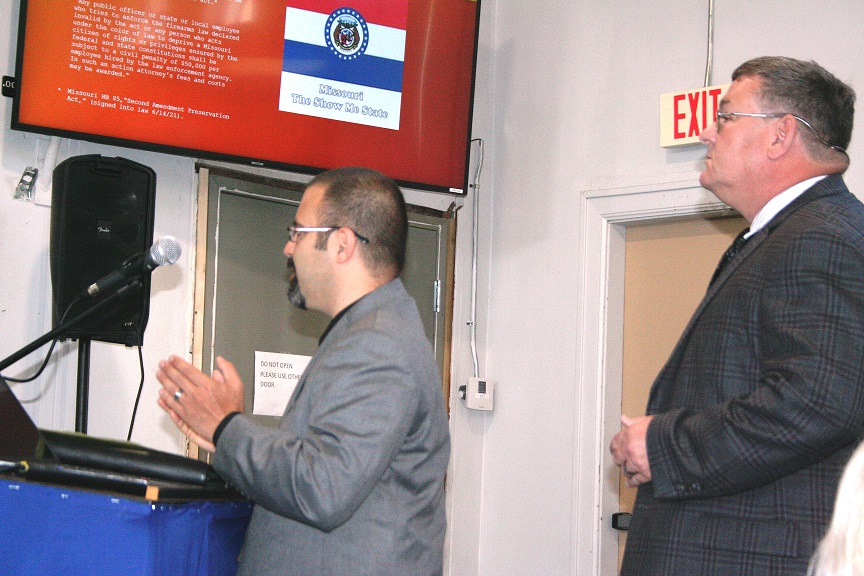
[733,56,855,159]
[308,167,408,278]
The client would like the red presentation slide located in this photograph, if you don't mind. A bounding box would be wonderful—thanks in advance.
[14,0,480,193]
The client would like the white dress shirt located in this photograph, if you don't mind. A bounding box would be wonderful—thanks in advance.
[744,175,827,239]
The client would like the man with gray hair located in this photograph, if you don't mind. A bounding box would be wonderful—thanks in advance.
[611,56,864,574]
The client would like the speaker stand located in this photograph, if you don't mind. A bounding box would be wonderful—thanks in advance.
[75,339,91,433]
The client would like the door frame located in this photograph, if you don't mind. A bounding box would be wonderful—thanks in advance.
[189,164,456,455]
[572,177,733,575]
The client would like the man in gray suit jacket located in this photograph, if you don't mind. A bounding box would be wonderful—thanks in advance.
[156,167,450,576]
[611,57,864,574]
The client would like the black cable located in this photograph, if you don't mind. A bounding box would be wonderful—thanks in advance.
[1,339,59,384]
[0,295,84,383]
[127,341,145,442]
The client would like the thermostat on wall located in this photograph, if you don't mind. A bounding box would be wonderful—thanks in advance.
[464,377,494,411]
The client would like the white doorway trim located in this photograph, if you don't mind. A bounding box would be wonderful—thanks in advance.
[571,177,732,575]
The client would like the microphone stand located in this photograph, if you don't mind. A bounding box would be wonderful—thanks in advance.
[0,279,143,433]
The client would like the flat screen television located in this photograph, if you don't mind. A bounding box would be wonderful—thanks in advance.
[12,0,481,194]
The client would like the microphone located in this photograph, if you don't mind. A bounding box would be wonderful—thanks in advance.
[86,236,182,297]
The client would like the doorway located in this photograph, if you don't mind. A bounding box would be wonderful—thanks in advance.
[190,165,456,438]
[617,216,747,567]
[572,180,739,576]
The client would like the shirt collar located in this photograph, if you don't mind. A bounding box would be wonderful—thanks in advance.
[318,293,371,345]
[745,175,827,239]
[319,303,352,345]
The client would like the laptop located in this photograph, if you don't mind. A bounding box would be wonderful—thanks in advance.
[0,377,241,501]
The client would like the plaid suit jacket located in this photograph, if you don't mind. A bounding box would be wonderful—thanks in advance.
[621,175,864,576]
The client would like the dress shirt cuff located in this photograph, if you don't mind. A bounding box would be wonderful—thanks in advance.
[213,411,242,446]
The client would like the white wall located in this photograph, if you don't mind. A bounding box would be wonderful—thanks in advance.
[463,0,864,575]
[3,1,864,575]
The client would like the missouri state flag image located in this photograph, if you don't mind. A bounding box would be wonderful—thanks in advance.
[278,1,407,130]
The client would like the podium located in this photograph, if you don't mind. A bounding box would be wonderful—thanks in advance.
[0,478,252,576]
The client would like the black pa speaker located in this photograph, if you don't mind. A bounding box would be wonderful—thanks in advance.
[50,155,156,346]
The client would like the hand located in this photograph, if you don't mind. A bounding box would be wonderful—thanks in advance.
[156,355,245,453]
[610,414,654,487]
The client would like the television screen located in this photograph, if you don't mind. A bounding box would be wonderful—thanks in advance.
[12,0,480,194]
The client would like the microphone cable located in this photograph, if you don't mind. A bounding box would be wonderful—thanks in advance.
[0,295,84,383]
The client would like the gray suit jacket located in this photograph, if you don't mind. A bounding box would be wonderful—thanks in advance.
[213,278,450,576]
[621,175,864,575]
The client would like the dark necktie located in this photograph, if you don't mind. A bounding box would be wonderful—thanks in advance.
[709,227,750,285]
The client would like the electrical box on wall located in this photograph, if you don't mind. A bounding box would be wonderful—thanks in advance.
[464,377,494,411]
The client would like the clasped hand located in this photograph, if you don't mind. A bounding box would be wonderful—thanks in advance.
[610,414,654,487]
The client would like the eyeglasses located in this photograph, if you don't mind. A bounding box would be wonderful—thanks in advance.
[715,111,847,155]
[286,226,370,244]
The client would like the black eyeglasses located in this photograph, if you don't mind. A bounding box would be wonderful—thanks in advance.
[286,226,370,244]
[715,111,847,156]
